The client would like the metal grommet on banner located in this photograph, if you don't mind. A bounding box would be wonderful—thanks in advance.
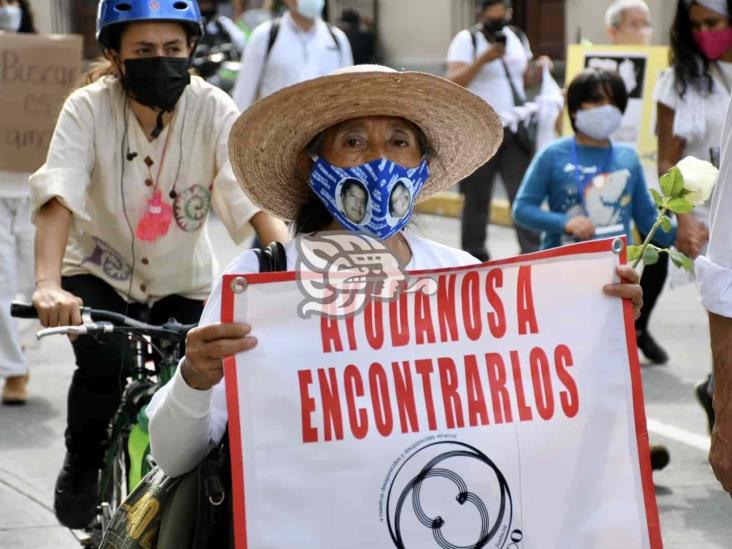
[611,238,625,255]
[209,493,225,506]
[231,276,248,294]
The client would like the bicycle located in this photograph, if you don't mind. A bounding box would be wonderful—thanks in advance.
[10,302,196,547]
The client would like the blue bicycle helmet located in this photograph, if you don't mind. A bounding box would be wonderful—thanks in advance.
[96,0,203,48]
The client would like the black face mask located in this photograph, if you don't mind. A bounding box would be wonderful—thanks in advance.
[481,18,507,34]
[121,57,190,113]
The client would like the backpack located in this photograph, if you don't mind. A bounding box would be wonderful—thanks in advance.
[266,17,343,60]
[100,241,288,549]
[255,17,344,98]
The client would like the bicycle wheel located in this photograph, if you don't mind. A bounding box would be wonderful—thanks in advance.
[98,429,130,534]
[110,435,129,511]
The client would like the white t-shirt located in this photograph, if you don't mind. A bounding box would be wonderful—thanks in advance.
[697,90,732,317]
[146,232,478,477]
[29,76,261,304]
[232,11,353,111]
[654,62,732,242]
[653,62,732,163]
[0,171,30,198]
[446,26,531,120]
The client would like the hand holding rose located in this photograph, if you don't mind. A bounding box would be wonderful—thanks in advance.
[628,156,717,270]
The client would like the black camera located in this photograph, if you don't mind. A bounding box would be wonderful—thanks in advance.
[493,30,507,45]
[480,26,507,46]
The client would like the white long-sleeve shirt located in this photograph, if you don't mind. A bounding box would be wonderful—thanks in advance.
[231,11,353,111]
[146,233,478,477]
[697,92,732,316]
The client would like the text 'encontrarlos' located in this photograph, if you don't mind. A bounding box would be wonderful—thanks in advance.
[297,265,581,443]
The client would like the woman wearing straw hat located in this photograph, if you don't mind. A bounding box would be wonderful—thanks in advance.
[146,65,644,478]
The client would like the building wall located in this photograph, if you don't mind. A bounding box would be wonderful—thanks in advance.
[328,0,375,20]
[27,0,678,60]
[28,0,71,33]
[376,0,473,72]
[330,0,473,72]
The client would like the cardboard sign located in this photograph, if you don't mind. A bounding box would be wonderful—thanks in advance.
[221,239,661,549]
[0,33,83,173]
[564,44,669,190]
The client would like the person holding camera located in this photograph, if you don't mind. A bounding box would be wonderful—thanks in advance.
[447,0,550,261]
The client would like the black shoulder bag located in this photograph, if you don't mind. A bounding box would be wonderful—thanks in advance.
[470,26,538,155]
[255,18,343,99]
[189,241,288,549]
[500,58,538,155]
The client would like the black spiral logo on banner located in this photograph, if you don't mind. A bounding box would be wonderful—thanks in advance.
[386,442,516,549]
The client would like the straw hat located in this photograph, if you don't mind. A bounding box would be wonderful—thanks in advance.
[229,65,503,220]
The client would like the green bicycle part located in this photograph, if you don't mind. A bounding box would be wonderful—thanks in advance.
[136,405,150,433]
[159,360,177,385]
[217,68,238,80]
[127,423,151,492]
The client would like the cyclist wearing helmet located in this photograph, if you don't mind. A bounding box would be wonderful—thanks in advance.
[29,0,287,529]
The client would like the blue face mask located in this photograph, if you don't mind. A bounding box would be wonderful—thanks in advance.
[308,157,430,240]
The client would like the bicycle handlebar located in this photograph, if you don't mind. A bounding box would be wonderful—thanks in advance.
[35,323,115,340]
[13,302,149,327]
[10,303,40,319]
[11,302,197,341]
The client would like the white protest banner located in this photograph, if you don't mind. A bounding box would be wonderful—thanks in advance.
[0,33,82,173]
[221,238,661,549]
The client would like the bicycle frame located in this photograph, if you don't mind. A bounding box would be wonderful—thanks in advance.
[98,333,184,532]
[9,302,194,546]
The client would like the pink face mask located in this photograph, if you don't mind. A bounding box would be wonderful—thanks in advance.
[694,28,732,61]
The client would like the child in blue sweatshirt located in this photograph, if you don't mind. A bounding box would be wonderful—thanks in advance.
[513,68,676,250]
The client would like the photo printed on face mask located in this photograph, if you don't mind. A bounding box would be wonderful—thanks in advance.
[387,179,413,226]
[337,178,371,225]
[309,157,429,240]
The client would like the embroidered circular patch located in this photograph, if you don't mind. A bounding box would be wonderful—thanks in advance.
[174,184,211,232]
[83,238,132,281]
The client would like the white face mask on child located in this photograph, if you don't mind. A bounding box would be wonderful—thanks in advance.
[574,104,623,141]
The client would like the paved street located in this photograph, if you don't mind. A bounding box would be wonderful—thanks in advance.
[1,214,730,548]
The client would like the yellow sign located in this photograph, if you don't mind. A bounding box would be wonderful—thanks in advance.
[564,44,669,186]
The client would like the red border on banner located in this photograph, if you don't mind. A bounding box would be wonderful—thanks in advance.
[221,294,248,549]
[220,237,662,549]
[618,245,663,549]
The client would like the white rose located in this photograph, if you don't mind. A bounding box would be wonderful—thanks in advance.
[676,156,718,206]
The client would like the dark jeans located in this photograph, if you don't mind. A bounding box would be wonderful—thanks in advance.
[635,235,670,335]
[460,130,540,259]
[61,275,203,466]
